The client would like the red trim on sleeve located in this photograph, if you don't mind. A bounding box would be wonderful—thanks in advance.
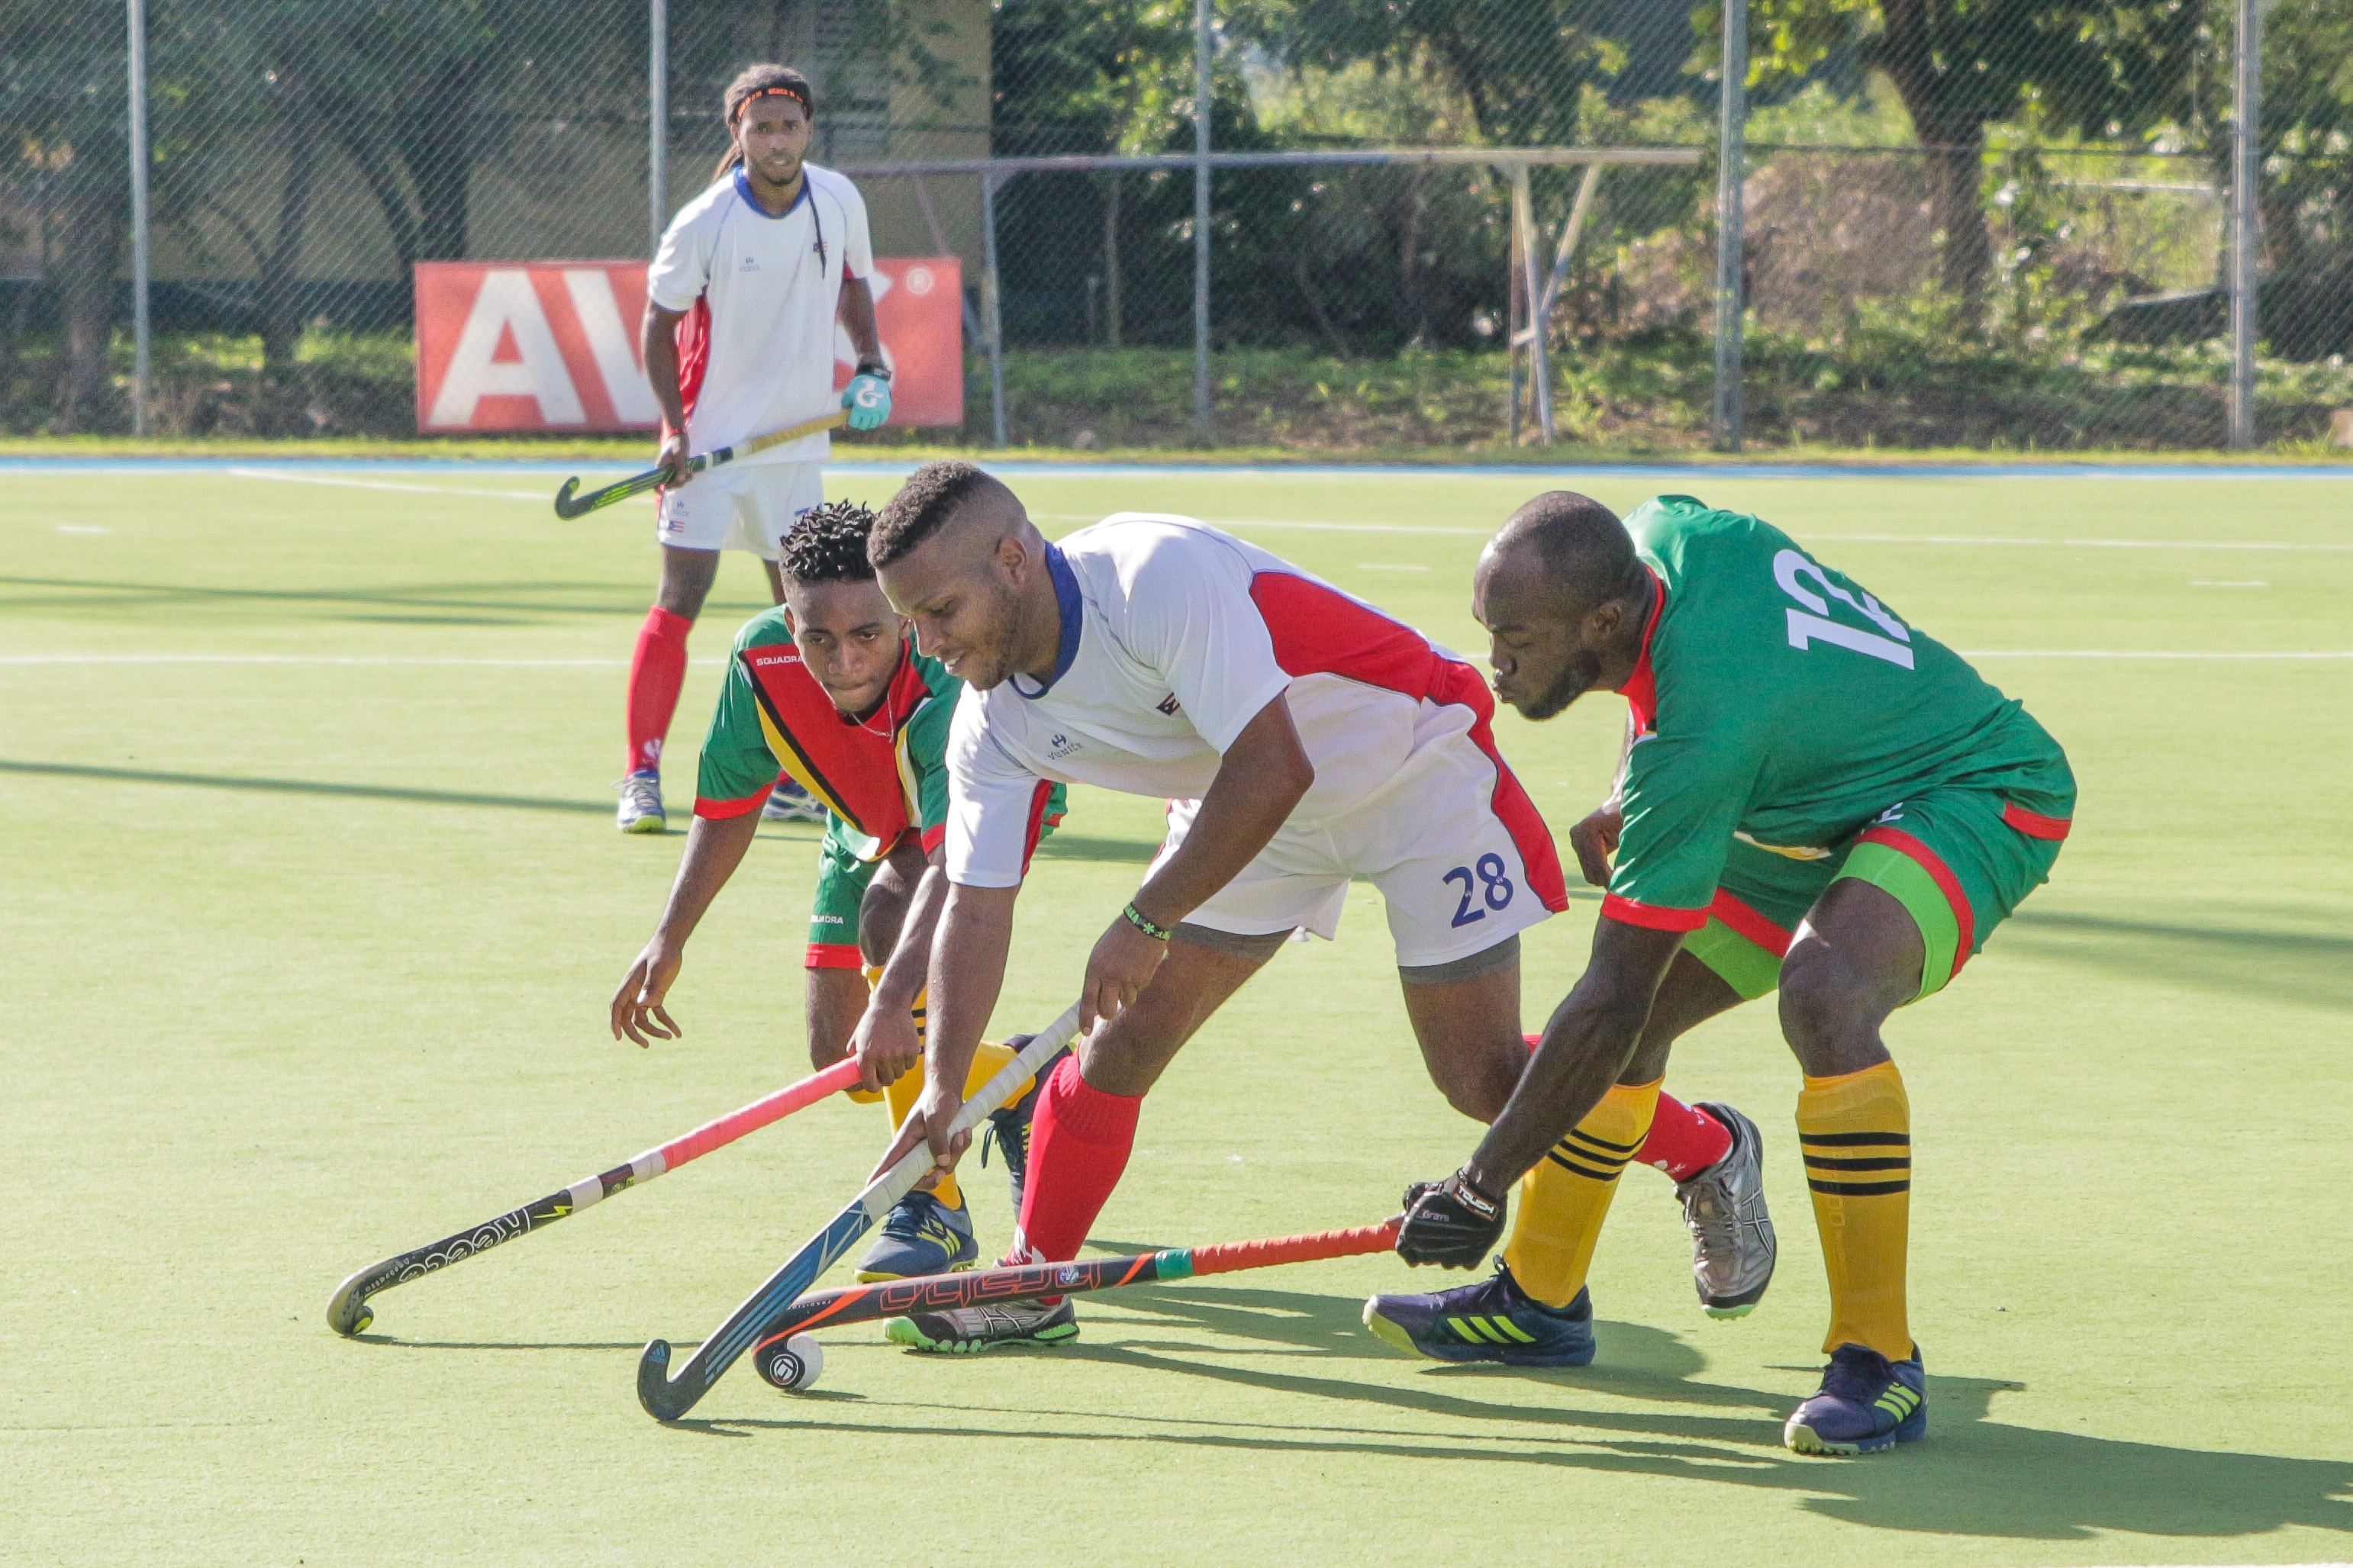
[804,942,862,971]
[1601,893,1710,932]
[1613,566,1668,736]
[1856,825,1976,982]
[2000,801,2072,840]
[1707,888,1794,956]
[695,791,768,820]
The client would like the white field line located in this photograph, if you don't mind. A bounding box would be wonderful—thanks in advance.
[1803,532,2353,552]
[1961,650,2353,659]
[227,467,652,505]
[1043,514,2351,550]
[0,655,721,667]
[3,652,2348,667]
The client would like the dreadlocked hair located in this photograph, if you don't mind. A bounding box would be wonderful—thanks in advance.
[779,499,880,585]
[714,64,814,180]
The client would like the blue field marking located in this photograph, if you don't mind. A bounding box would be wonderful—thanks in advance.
[5,456,2353,480]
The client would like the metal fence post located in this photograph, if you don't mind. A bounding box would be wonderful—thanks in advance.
[1510,165,1555,443]
[1710,0,1747,454]
[126,0,150,436]
[1191,0,1212,443]
[648,0,668,257]
[2228,0,2261,450]
[981,172,1006,446]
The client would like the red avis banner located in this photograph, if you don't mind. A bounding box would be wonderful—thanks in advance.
[413,258,963,433]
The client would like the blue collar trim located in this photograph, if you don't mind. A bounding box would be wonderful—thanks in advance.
[1011,543,1084,700]
[733,166,812,221]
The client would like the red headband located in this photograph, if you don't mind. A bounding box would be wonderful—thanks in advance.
[732,83,809,122]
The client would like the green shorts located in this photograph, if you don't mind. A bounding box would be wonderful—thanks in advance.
[1683,779,2073,1006]
[806,816,881,971]
[804,791,1068,971]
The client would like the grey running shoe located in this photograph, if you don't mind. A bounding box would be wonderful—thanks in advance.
[1679,1101,1776,1318]
[761,778,827,823]
[885,1296,1079,1354]
[614,769,666,834]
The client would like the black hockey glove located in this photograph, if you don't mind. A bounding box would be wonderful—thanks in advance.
[1395,1169,1507,1270]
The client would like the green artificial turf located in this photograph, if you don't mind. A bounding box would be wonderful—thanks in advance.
[2,463,2348,1565]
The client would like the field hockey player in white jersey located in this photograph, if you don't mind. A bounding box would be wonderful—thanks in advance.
[857,462,1766,1354]
[615,63,892,834]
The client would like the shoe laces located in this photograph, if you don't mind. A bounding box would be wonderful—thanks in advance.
[881,1192,951,1241]
[1820,1344,1893,1402]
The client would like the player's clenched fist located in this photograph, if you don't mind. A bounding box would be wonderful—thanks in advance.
[1395,1170,1507,1269]
[1566,805,1623,887]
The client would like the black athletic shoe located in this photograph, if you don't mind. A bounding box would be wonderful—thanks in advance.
[981,1044,1067,1212]
[885,1296,1080,1354]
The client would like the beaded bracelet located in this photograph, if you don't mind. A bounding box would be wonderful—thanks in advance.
[1121,902,1172,942]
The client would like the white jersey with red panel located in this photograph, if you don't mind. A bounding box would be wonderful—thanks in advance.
[646,163,873,467]
[943,514,1568,966]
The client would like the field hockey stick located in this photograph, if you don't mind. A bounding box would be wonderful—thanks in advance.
[326,1058,862,1337]
[550,409,849,520]
[746,1219,1401,1373]
[637,1006,1083,1422]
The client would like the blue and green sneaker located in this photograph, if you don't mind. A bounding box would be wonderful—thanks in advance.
[981,1044,1068,1212]
[1784,1343,1927,1454]
[1362,1263,1597,1367]
[853,1189,979,1283]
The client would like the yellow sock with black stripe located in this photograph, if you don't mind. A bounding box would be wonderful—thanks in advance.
[854,965,962,1209]
[1797,1061,1913,1361]
[1501,1079,1660,1309]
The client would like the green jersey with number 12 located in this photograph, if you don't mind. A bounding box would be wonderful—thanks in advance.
[1604,495,2072,929]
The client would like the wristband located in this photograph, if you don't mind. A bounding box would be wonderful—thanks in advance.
[854,361,892,381]
[1120,902,1172,942]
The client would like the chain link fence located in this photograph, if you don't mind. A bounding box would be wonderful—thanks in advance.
[4,0,2349,451]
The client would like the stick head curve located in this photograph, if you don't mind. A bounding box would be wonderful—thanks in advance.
[551,478,588,520]
[325,1270,376,1338]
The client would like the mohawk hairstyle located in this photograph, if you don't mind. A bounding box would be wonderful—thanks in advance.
[779,499,880,584]
[867,460,998,569]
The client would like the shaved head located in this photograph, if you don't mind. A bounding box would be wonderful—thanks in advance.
[869,459,1028,569]
[1473,491,1653,722]
[1488,491,1639,615]
[870,462,1056,691]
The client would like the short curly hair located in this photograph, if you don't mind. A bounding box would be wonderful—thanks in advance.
[779,499,880,584]
[868,460,1004,569]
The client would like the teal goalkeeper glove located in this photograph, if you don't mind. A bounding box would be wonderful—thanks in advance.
[843,365,892,430]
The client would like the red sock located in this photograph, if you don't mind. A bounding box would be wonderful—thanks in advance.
[1635,1092,1732,1182]
[1011,1055,1141,1277]
[1518,1035,1730,1183]
[626,607,694,774]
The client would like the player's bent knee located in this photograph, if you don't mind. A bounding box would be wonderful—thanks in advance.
[1777,948,1892,1072]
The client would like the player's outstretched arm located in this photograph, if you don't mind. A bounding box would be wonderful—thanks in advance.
[1079,694,1313,1030]
[869,879,1018,1183]
[846,845,949,1092]
[1396,916,1684,1267]
[610,810,762,1047]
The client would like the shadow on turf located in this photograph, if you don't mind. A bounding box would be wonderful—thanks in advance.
[2003,908,2353,1010]
[0,757,1165,864]
[688,1284,2353,1544]
[0,573,735,620]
